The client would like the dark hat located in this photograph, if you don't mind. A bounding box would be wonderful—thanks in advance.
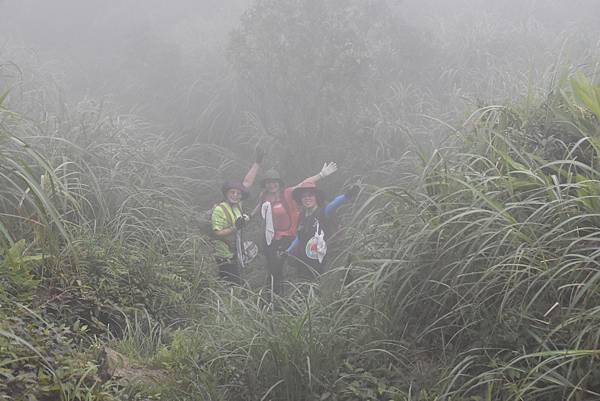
[260,169,285,188]
[221,180,250,200]
[292,181,325,205]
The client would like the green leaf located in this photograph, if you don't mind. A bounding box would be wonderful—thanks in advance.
[571,72,600,121]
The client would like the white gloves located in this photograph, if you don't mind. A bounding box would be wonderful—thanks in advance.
[319,162,338,178]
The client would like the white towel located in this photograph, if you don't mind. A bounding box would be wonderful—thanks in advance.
[261,201,275,246]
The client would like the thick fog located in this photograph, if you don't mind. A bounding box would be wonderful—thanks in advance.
[2,0,600,183]
[2,0,599,120]
[0,1,249,126]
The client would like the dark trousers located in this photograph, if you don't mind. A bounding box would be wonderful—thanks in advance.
[264,236,293,295]
[216,257,242,285]
[293,256,325,281]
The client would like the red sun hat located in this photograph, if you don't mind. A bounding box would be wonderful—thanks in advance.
[292,181,325,205]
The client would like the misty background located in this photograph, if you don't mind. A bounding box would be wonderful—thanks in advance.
[2,0,600,190]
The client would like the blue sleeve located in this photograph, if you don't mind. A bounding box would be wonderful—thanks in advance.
[324,194,347,217]
[287,236,300,253]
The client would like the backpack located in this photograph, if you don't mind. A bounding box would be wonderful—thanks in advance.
[198,202,236,237]
[197,204,218,237]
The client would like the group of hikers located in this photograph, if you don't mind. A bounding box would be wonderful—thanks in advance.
[209,148,359,294]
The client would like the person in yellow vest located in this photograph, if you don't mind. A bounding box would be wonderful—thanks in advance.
[211,181,249,284]
[211,148,263,284]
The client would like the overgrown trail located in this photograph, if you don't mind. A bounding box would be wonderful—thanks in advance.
[3,74,600,400]
[3,1,600,400]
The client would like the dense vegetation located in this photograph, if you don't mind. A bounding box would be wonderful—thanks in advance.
[2,0,600,400]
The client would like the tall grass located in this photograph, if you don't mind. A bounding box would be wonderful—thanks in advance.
[63,72,600,400]
[0,56,233,399]
[346,74,600,400]
[137,283,410,401]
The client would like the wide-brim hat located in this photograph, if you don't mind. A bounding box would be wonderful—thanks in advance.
[221,180,250,200]
[292,181,325,205]
[260,169,285,188]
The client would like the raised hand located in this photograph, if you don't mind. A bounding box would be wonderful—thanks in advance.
[319,162,338,178]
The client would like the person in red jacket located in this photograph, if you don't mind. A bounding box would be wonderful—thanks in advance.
[256,162,338,295]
